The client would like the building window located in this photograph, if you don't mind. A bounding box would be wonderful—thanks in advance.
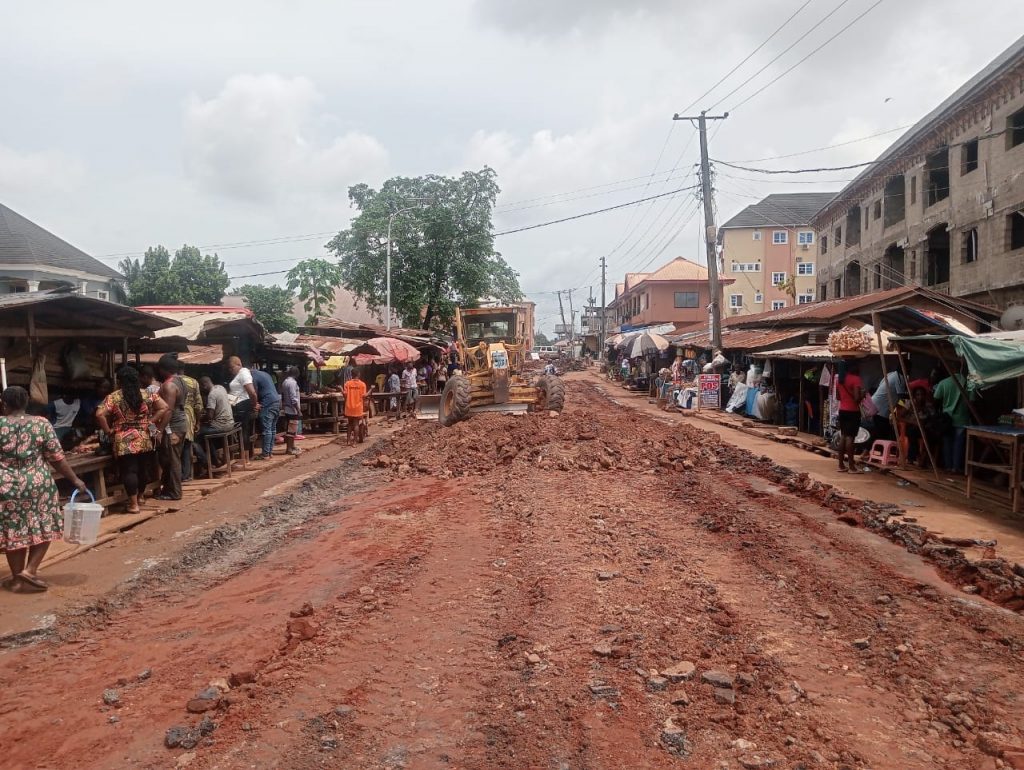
[961,138,979,175]
[798,293,814,304]
[820,234,828,254]
[771,300,786,310]
[873,263,883,290]
[797,231,814,245]
[834,226,842,245]
[962,228,979,264]
[754,292,763,304]
[771,271,787,285]
[925,146,950,206]
[833,277,842,298]
[908,249,917,281]
[846,206,862,246]
[883,173,905,227]
[729,294,743,309]
[864,207,870,229]
[797,262,815,276]
[1010,210,1024,251]
[910,176,917,206]
[752,230,762,241]
[819,283,828,301]
[772,230,788,244]
[873,200,882,220]
[96,290,109,301]
[1008,107,1024,149]
[673,291,699,308]
[731,262,761,272]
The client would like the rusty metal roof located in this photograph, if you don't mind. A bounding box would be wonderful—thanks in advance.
[668,326,807,351]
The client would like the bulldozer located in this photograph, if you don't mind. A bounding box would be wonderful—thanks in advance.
[420,306,565,427]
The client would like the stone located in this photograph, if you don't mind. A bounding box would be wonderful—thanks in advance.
[108,715,120,724]
[526,653,542,665]
[137,669,152,681]
[784,735,797,746]
[287,618,320,641]
[186,688,221,714]
[374,454,391,467]
[647,676,669,692]
[875,594,893,604]
[701,670,734,689]
[175,752,196,768]
[597,571,618,581]
[852,638,871,650]
[773,688,799,705]
[102,689,120,707]
[333,705,354,718]
[592,643,613,658]
[814,610,831,620]
[289,602,315,618]
[320,735,338,751]
[714,687,736,705]
[165,726,195,749]
[661,720,690,756]
[739,757,775,769]
[737,673,756,689]
[229,671,256,688]
[588,681,619,698]
[670,691,691,707]
[209,678,231,693]
[198,716,216,736]
[732,738,757,751]
[662,661,696,682]
[599,624,622,634]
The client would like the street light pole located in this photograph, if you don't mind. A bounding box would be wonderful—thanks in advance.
[384,200,432,331]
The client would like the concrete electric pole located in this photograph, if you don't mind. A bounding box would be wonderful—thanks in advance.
[672,110,728,350]
[599,256,607,353]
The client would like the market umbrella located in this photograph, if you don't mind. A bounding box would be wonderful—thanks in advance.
[351,337,421,365]
[605,333,626,347]
[617,331,670,358]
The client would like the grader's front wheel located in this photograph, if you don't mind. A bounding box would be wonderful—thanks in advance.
[439,375,472,427]
[536,375,566,413]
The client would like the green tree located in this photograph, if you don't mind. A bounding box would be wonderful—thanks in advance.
[233,284,298,333]
[326,167,522,330]
[119,244,230,305]
[534,331,552,346]
[286,259,343,325]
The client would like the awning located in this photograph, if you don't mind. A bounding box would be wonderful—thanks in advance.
[950,335,1024,387]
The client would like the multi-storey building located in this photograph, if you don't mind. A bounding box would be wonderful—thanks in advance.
[0,202,124,299]
[813,34,1024,310]
[608,256,731,330]
[719,193,836,316]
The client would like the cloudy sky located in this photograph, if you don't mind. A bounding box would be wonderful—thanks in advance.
[2,1,1021,333]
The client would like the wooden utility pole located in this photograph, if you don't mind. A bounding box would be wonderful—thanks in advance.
[672,109,728,350]
[557,289,569,348]
[567,288,577,359]
[600,256,607,353]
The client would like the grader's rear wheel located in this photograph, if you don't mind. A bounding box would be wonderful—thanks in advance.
[438,375,472,427]
[536,375,566,413]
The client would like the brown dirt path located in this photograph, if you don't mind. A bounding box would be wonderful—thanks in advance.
[1,379,1023,769]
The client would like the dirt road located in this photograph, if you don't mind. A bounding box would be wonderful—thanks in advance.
[2,378,1023,770]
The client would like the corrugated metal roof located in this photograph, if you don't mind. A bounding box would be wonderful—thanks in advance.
[643,257,709,282]
[139,345,224,365]
[0,203,123,280]
[0,288,178,335]
[720,193,836,229]
[135,307,265,342]
[668,326,806,351]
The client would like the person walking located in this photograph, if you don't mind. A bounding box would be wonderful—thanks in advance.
[280,366,302,456]
[343,370,368,446]
[155,354,188,500]
[226,357,259,460]
[1,386,90,593]
[96,366,168,514]
[834,361,864,474]
[252,368,282,460]
[387,367,402,413]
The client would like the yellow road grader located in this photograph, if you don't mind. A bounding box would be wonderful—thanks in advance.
[423,306,565,427]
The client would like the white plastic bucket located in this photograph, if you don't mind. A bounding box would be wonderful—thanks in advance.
[63,489,104,546]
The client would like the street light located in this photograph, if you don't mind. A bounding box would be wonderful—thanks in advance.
[385,198,432,330]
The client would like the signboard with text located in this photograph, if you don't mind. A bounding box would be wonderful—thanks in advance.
[698,373,721,409]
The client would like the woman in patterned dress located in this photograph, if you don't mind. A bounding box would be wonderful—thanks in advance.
[95,366,168,515]
[1,386,88,593]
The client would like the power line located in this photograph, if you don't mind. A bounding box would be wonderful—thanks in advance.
[677,0,813,115]
[714,158,876,174]
[707,0,857,111]
[95,231,337,261]
[729,0,887,112]
[731,123,913,162]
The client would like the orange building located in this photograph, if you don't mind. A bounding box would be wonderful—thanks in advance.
[608,257,732,330]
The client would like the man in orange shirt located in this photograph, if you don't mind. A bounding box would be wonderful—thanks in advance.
[343,370,368,446]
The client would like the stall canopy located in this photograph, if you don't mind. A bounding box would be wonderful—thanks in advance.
[133,306,266,351]
[949,335,1024,387]
[0,289,179,338]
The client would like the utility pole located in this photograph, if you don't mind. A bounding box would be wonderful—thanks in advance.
[557,289,568,349]
[567,288,576,359]
[672,109,728,350]
[599,256,607,353]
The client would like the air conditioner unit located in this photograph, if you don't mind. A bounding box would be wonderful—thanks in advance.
[983,199,994,217]
[795,256,803,263]
[800,244,810,251]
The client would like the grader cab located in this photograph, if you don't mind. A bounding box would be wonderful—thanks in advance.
[434,306,565,427]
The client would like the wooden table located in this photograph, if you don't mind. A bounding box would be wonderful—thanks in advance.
[301,394,344,434]
[965,425,1024,514]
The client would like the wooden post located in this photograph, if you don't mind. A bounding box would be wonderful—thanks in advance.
[929,340,983,425]
[894,343,940,479]
[871,312,897,435]
[798,365,805,433]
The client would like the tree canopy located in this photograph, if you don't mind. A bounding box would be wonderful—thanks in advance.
[119,245,230,306]
[234,284,297,333]
[286,259,343,326]
[326,167,522,330]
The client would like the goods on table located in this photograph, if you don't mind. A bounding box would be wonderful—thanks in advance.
[827,328,872,355]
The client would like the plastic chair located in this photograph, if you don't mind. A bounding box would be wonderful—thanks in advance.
[867,439,900,467]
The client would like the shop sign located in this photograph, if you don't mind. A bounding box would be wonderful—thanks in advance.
[698,373,721,409]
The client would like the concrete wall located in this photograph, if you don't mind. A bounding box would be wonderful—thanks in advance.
[721,226,818,315]
[815,65,1024,311]
[611,280,711,328]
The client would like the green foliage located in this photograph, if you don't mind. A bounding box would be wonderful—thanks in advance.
[285,259,343,325]
[326,167,522,330]
[119,244,230,306]
[534,331,552,346]
[234,284,297,333]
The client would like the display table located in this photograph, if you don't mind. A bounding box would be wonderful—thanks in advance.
[965,425,1024,514]
[301,393,344,434]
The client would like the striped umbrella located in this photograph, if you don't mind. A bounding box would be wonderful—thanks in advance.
[617,331,671,358]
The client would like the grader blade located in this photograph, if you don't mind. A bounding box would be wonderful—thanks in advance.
[414,394,442,420]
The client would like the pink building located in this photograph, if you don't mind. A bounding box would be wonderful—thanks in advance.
[609,257,731,330]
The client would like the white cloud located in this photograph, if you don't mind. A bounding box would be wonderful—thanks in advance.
[474,0,674,37]
[182,74,389,204]
[0,143,86,197]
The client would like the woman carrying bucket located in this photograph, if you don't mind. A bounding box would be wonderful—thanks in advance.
[0,386,88,593]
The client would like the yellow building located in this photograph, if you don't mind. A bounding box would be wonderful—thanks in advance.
[718,193,835,317]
